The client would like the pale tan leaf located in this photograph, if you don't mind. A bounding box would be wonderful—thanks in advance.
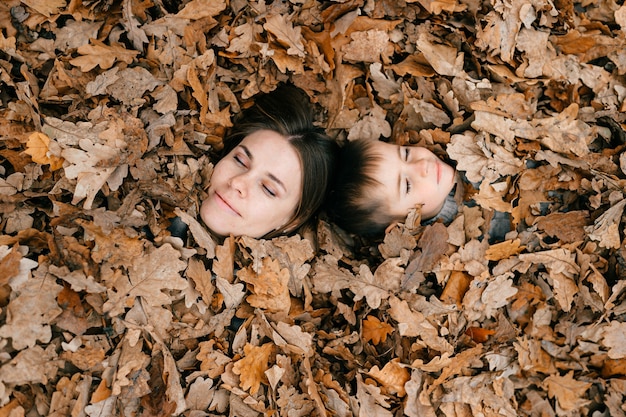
[544,371,592,412]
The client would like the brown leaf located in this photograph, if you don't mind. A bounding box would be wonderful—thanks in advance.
[232,343,274,395]
[70,39,139,72]
[238,257,291,313]
[544,371,592,412]
[362,315,394,345]
[440,270,472,307]
[366,359,410,396]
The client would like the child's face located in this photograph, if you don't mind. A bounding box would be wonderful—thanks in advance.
[200,130,302,238]
[368,141,456,221]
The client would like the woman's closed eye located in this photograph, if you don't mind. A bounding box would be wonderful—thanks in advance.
[404,147,410,161]
[263,183,277,197]
[405,177,411,195]
[234,154,248,168]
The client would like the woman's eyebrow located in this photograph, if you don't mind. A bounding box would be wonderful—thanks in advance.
[268,173,287,193]
[240,145,252,159]
[242,144,288,193]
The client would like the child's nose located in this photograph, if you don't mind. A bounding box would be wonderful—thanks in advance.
[411,159,430,177]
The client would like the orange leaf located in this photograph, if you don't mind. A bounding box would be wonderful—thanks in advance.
[465,326,496,343]
[90,378,112,403]
[24,132,64,171]
[238,257,291,313]
[362,315,393,345]
[440,271,472,307]
[232,343,274,395]
[366,359,410,396]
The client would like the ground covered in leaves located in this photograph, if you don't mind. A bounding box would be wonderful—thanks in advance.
[1,0,626,416]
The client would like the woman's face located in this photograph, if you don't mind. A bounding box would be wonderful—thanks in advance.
[369,141,457,220]
[200,130,302,238]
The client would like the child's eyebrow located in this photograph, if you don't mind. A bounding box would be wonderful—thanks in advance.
[396,147,403,197]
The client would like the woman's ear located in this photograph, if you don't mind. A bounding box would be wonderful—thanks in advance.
[385,221,399,234]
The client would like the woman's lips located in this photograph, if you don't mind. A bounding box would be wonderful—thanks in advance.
[215,192,241,216]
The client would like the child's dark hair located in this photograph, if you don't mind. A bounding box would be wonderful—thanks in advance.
[326,139,396,236]
[222,85,338,237]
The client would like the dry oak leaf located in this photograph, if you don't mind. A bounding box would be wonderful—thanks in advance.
[485,239,525,261]
[366,359,410,397]
[186,377,214,411]
[342,30,392,64]
[232,343,274,395]
[186,257,214,305]
[347,260,403,310]
[175,208,216,258]
[0,244,37,288]
[362,315,394,345]
[49,265,107,293]
[534,211,590,243]
[272,321,314,357]
[54,19,101,51]
[428,344,484,392]
[440,270,472,307]
[584,198,626,249]
[481,273,518,319]
[601,321,626,359]
[388,296,454,354]
[176,0,226,20]
[264,14,306,57]
[24,132,64,170]
[79,221,145,268]
[61,138,128,210]
[0,345,61,385]
[543,371,592,412]
[415,32,464,77]
[21,0,65,17]
[410,0,467,14]
[238,257,291,313]
[211,236,235,282]
[474,2,525,63]
[355,373,393,417]
[69,39,139,72]
[215,277,245,309]
[0,270,63,350]
[197,340,232,378]
[227,21,263,58]
[102,243,188,316]
[347,103,391,141]
[514,336,557,375]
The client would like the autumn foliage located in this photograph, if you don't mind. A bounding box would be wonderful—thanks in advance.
[1,0,626,416]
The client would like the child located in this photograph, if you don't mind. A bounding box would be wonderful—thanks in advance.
[326,139,461,236]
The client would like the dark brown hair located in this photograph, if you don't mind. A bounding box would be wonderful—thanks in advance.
[325,139,396,236]
[221,85,337,238]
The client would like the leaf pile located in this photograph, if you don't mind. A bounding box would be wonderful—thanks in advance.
[1,0,626,416]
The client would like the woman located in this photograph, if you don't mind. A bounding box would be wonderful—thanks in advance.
[199,85,337,239]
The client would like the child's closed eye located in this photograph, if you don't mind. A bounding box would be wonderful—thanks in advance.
[405,177,411,194]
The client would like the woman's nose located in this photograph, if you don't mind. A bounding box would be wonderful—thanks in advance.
[229,173,249,196]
